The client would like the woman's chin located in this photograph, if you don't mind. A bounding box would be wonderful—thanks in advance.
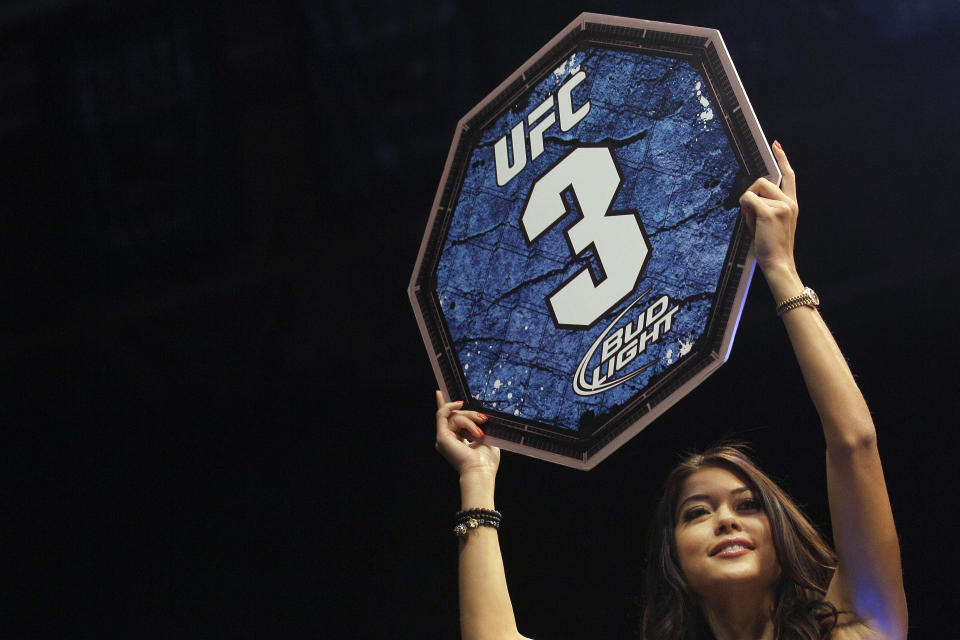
[690,566,780,597]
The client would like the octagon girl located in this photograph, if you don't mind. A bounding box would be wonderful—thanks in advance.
[433,142,907,640]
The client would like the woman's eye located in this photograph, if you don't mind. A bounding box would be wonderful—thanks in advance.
[738,498,761,511]
[682,506,708,521]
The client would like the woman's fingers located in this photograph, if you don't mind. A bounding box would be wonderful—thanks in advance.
[434,390,486,440]
[435,392,463,423]
[738,190,763,235]
[746,176,785,201]
[435,389,459,411]
[771,140,796,200]
[741,175,797,224]
[451,411,486,440]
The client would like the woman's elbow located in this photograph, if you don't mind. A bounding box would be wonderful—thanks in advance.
[825,418,878,455]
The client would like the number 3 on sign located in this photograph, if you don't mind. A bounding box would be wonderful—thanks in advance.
[521,146,650,328]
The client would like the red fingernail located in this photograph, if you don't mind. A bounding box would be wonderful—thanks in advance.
[476,413,488,423]
[453,400,464,406]
[773,140,783,150]
[477,427,485,437]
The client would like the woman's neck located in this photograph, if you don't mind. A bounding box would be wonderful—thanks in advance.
[698,589,776,640]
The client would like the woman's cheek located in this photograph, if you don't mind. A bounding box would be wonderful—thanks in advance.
[674,528,703,575]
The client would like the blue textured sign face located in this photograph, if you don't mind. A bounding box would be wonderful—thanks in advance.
[410,15,777,467]
[436,47,740,432]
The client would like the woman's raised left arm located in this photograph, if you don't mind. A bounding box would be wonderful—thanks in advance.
[740,142,908,639]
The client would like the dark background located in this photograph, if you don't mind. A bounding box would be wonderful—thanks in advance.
[4,1,958,637]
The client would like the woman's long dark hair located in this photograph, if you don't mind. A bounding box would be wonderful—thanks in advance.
[641,445,840,640]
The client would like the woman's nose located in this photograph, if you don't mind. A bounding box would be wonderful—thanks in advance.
[715,509,742,533]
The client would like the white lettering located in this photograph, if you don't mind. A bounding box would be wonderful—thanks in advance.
[623,314,644,344]
[494,121,526,186]
[646,295,670,325]
[527,95,556,161]
[591,364,607,387]
[558,70,590,131]
[601,327,623,362]
[572,291,682,396]
[493,71,591,187]
[615,339,638,370]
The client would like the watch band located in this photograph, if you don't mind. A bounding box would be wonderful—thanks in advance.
[776,287,819,317]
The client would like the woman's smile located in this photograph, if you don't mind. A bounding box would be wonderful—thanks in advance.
[709,537,755,558]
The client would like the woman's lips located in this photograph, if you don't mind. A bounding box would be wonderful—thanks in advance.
[709,537,754,557]
[713,544,750,558]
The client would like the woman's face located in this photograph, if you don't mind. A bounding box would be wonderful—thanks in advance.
[673,466,780,598]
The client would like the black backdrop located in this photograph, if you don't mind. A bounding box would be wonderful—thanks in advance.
[5,1,958,637]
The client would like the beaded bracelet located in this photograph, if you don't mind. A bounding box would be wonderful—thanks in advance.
[453,517,501,537]
[453,508,502,537]
[455,508,502,521]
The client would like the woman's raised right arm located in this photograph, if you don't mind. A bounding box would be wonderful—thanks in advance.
[435,391,532,640]
[740,143,907,639]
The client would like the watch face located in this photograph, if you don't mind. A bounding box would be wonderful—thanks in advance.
[805,288,820,306]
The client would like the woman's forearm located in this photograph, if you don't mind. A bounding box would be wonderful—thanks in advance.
[457,471,526,640]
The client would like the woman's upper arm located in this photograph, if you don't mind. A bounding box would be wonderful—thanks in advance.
[824,439,907,639]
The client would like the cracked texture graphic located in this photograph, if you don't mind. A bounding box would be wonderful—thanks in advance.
[436,47,743,432]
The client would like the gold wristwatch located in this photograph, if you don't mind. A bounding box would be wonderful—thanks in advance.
[776,287,819,317]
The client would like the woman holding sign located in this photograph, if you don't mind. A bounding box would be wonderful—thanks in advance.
[434,142,907,640]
